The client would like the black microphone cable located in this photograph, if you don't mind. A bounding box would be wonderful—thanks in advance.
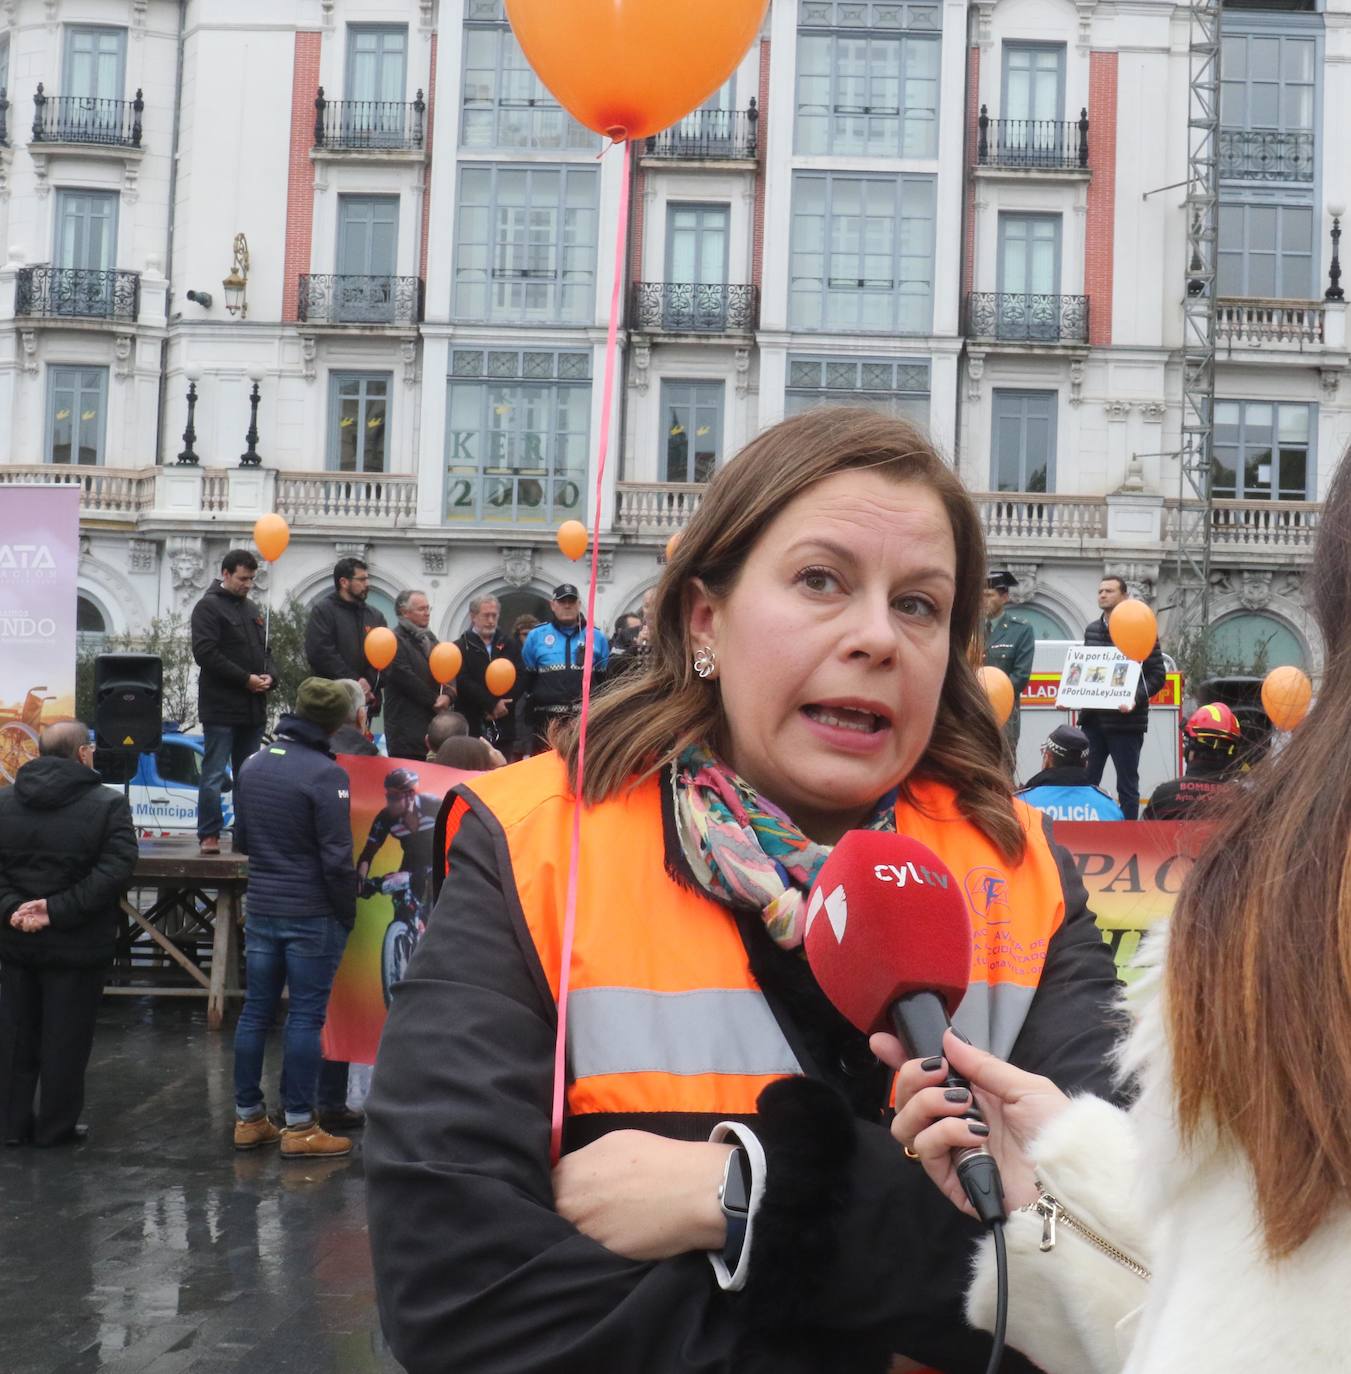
[983,1219,1009,1374]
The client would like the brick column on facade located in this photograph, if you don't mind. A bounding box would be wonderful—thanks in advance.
[962,45,979,306]
[750,36,771,290]
[1085,51,1118,348]
[419,34,438,297]
[281,31,322,324]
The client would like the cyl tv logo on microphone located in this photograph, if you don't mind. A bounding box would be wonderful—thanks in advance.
[804,882,848,942]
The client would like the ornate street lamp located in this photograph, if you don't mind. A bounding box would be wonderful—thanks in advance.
[240,366,264,468]
[177,365,202,465]
[1327,202,1346,303]
[223,233,250,318]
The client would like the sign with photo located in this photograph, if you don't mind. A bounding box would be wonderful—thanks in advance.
[1054,645,1141,711]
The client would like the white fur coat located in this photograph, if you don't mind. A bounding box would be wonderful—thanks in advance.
[965,932,1351,1373]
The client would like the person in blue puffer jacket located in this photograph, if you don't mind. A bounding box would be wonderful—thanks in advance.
[520,582,609,755]
[1015,724,1125,823]
[230,678,360,1159]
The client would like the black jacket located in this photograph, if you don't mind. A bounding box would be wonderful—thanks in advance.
[234,715,359,927]
[304,591,388,703]
[1020,763,1095,791]
[190,582,277,728]
[1142,752,1234,820]
[365,778,1124,1374]
[0,757,138,968]
[384,621,442,761]
[1079,615,1167,734]
[454,630,512,739]
[331,724,380,757]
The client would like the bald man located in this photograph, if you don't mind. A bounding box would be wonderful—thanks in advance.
[0,720,137,1146]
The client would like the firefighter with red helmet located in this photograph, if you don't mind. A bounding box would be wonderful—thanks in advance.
[1142,702,1244,820]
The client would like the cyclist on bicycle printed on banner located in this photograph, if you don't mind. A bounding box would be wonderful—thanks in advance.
[356,767,440,1003]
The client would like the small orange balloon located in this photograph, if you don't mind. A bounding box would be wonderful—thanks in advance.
[364,626,397,672]
[485,658,517,697]
[253,513,290,562]
[1108,598,1158,663]
[977,665,1016,727]
[1261,665,1313,731]
[506,0,769,142]
[557,520,589,561]
[429,641,463,685]
[665,532,682,562]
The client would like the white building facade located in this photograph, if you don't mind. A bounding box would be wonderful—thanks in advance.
[0,0,1338,678]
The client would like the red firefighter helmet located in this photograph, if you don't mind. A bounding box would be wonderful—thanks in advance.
[1184,702,1243,754]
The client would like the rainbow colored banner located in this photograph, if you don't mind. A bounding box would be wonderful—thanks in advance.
[322,754,478,1065]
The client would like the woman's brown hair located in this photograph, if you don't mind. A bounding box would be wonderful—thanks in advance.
[1168,451,1351,1257]
[557,406,1024,860]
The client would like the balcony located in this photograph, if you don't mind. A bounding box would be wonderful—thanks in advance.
[630,282,759,335]
[17,265,140,323]
[614,482,706,536]
[31,85,143,147]
[1165,498,1321,552]
[966,292,1089,346]
[0,87,9,147]
[1218,128,1313,183]
[313,89,426,152]
[275,471,418,525]
[976,493,1107,544]
[975,108,1088,172]
[643,104,759,162]
[1216,299,1325,349]
[0,464,156,519]
[297,274,422,328]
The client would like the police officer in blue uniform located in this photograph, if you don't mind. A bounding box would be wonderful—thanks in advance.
[1016,724,1125,822]
[983,570,1035,775]
[520,583,609,755]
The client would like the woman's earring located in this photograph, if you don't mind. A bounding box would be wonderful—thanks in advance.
[693,646,718,680]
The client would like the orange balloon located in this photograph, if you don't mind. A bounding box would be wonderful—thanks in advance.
[1108,598,1158,663]
[977,666,1016,727]
[485,658,517,697]
[505,0,769,142]
[429,641,463,685]
[364,626,397,672]
[665,532,682,562]
[1261,665,1313,731]
[253,513,290,562]
[557,520,589,561]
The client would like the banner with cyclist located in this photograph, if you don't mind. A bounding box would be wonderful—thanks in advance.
[322,754,481,1065]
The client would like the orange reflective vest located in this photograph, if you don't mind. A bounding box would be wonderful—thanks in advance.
[442,753,1070,1131]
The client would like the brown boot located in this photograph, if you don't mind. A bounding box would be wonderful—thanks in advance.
[234,1115,282,1151]
[280,1119,352,1158]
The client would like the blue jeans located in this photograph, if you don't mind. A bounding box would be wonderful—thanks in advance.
[232,915,349,1125]
[198,722,264,841]
[1084,721,1144,821]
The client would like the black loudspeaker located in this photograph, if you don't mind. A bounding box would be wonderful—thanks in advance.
[95,653,163,754]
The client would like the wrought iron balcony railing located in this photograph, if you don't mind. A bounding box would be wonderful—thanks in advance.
[0,87,9,147]
[976,108,1088,170]
[297,274,423,327]
[966,291,1089,344]
[32,84,143,147]
[313,88,426,150]
[630,282,758,333]
[16,265,141,322]
[645,103,759,160]
[1218,128,1314,183]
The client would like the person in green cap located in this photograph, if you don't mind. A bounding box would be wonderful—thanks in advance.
[983,571,1035,777]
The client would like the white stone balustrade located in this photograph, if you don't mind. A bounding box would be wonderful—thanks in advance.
[274,471,418,525]
[0,463,156,518]
[1216,299,1325,348]
[613,482,707,535]
[975,493,1108,543]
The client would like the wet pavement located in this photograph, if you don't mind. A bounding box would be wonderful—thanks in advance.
[0,998,402,1374]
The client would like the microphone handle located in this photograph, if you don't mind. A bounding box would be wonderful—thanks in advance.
[889,991,1006,1226]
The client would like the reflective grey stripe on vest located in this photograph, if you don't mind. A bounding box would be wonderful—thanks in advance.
[952,982,1039,1061]
[567,987,803,1080]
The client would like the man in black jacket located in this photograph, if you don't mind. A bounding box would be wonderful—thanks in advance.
[1080,574,1167,820]
[454,594,513,742]
[231,679,360,1160]
[191,548,276,855]
[0,721,138,1146]
[384,589,450,760]
[304,557,388,714]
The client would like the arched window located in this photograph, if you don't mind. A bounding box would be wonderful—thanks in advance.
[1208,612,1307,674]
[77,595,108,653]
[1015,603,1072,642]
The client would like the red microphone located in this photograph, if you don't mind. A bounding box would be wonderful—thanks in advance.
[804,831,1006,1225]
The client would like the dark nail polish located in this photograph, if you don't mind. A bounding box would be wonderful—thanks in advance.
[968,1121,990,1137]
[921,1056,944,1072]
[944,1088,970,1103]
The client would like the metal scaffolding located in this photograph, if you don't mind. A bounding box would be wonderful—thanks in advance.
[1175,0,1221,667]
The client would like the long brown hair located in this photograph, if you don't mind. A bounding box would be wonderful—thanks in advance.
[1168,452,1351,1256]
[557,407,1024,860]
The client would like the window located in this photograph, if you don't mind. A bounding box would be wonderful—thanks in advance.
[155,742,202,787]
[1016,604,1072,642]
[795,14,940,158]
[47,366,109,465]
[999,44,1067,164]
[462,1,593,150]
[785,356,931,426]
[991,389,1056,493]
[1212,400,1313,499]
[453,165,599,324]
[0,34,10,94]
[1209,612,1306,674]
[1221,33,1314,132]
[995,213,1064,341]
[445,348,591,524]
[660,381,725,483]
[790,172,935,333]
[328,373,391,473]
[344,25,408,146]
[336,195,399,323]
[77,595,107,653]
[1218,202,1313,298]
[63,26,126,101]
[53,189,120,317]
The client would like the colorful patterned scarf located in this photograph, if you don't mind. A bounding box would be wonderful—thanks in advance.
[672,743,897,950]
